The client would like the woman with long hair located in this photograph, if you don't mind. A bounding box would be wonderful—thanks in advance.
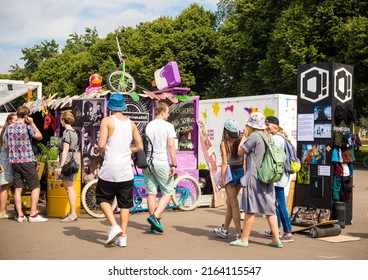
[56,111,79,222]
[213,119,244,240]
[0,113,17,219]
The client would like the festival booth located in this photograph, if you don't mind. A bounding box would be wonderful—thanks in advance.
[25,61,223,217]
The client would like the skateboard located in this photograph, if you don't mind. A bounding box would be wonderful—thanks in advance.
[291,220,339,233]
[197,120,225,208]
[163,92,179,103]
[143,90,160,100]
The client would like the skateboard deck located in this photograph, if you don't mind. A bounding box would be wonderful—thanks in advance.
[143,90,160,100]
[197,120,225,208]
[291,220,339,233]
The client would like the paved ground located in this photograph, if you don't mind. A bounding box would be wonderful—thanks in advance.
[0,167,367,261]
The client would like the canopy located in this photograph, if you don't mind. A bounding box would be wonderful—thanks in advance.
[0,79,42,106]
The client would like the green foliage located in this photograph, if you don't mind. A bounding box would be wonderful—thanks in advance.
[3,0,368,118]
[35,143,59,163]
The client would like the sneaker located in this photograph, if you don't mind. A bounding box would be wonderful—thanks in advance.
[28,214,48,223]
[17,215,27,223]
[60,214,78,223]
[150,225,158,234]
[236,230,243,239]
[114,235,127,247]
[280,235,294,243]
[147,214,164,233]
[106,225,123,245]
[213,225,228,238]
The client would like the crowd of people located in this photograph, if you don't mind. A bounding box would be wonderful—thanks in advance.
[1,93,296,249]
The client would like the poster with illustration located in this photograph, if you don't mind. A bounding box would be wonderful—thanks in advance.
[314,105,331,121]
[314,123,331,138]
[297,164,310,184]
[301,144,326,164]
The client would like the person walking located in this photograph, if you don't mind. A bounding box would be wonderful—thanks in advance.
[4,106,47,223]
[213,119,244,240]
[144,101,177,233]
[264,116,293,242]
[0,113,17,219]
[55,111,80,222]
[230,112,281,248]
[96,93,143,247]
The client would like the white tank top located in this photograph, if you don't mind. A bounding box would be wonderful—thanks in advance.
[98,115,133,182]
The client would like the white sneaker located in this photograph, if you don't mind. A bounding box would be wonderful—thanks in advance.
[114,235,127,247]
[106,225,123,245]
[213,225,228,238]
[236,231,243,239]
[17,215,28,223]
[28,214,48,222]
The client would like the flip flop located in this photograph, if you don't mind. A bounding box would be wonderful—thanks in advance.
[229,240,249,247]
[0,214,15,220]
[268,241,283,248]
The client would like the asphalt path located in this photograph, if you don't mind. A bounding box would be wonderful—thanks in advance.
[0,166,367,279]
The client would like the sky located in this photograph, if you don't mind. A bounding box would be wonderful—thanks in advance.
[0,0,218,74]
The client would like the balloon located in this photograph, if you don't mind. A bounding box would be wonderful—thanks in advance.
[89,74,102,87]
[85,74,102,94]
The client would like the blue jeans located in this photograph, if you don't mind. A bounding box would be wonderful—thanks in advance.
[275,186,292,233]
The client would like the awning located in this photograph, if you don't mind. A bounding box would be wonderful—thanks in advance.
[0,79,42,106]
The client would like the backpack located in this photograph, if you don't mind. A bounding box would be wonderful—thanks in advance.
[133,132,153,169]
[252,132,286,184]
[277,133,301,174]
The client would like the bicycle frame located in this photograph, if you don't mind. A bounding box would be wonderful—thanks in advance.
[106,28,137,95]
[115,31,128,90]
[130,174,191,214]
[81,168,201,218]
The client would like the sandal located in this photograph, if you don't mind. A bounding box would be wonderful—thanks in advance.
[60,215,78,222]
[229,240,249,247]
[0,214,15,220]
[268,241,283,248]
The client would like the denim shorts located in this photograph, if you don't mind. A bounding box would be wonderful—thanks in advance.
[228,167,244,186]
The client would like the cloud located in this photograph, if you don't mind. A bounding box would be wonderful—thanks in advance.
[0,0,217,73]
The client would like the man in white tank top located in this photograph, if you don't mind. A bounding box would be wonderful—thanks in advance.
[95,93,143,247]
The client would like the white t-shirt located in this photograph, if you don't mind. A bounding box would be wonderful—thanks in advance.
[145,119,176,165]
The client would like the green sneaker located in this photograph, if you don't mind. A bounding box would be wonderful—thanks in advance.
[147,214,164,233]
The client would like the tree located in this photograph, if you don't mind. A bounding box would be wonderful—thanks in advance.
[64,27,99,54]
[21,40,59,74]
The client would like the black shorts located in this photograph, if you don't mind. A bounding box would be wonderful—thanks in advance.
[12,162,40,190]
[95,177,133,209]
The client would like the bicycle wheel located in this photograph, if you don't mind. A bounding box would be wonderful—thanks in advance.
[363,156,368,168]
[106,70,136,93]
[81,179,117,218]
[172,175,201,211]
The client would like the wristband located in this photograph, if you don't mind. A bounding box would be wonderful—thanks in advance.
[170,164,177,168]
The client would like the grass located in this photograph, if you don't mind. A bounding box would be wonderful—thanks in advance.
[353,145,368,163]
